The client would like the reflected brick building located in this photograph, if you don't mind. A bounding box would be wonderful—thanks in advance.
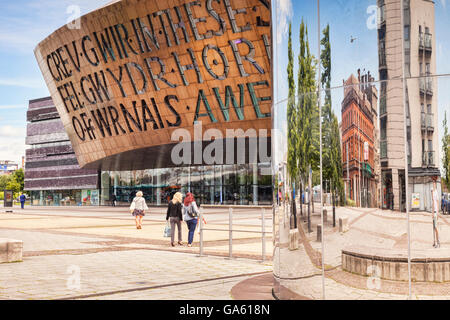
[341,70,380,208]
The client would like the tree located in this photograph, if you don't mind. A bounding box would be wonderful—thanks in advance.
[320,24,344,226]
[321,24,333,195]
[11,168,24,192]
[443,111,450,190]
[297,19,318,232]
[6,179,20,194]
[0,174,11,190]
[286,23,298,228]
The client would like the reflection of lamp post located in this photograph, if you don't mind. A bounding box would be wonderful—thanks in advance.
[363,141,369,208]
[317,0,325,301]
[358,112,362,207]
[400,0,412,300]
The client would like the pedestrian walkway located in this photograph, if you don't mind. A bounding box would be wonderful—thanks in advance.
[277,205,450,299]
[0,207,273,300]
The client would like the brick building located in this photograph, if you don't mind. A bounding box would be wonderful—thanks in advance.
[341,70,380,207]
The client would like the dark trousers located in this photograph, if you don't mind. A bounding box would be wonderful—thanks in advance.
[20,201,25,209]
[170,217,182,243]
[186,219,198,244]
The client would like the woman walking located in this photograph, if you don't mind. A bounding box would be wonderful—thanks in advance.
[130,191,148,229]
[431,177,440,248]
[166,192,183,246]
[183,192,199,247]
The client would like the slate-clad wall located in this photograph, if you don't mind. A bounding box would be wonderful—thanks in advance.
[24,97,98,191]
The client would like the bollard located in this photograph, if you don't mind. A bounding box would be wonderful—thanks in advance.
[229,207,233,259]
[199,207,204,257]
[339,215,349,233]
[262,208,266,262]
[317,224,322,242]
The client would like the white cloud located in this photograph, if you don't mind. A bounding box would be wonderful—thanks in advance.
[0,125,26,138]
[0,78,44,89]
[442,0,447,9]
[0,126,26,162]
[276,0,293,44]
[0,105,26,110]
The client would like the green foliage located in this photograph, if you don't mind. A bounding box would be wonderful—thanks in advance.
[11,168,24,191]
[320,24,344,205]
[297,19,319,183]
[6,180,21,194]
[0,175,10,190]
[346,198,356,207]
[443,111,450,191]
[0,168,25,195]
[287,23,298,180]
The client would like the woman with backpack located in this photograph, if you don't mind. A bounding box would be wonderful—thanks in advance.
[183,192,200,247]
[130,191,148,229]
[166,192,183,246]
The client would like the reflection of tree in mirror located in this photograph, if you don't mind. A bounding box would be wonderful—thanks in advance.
[321,24,344,227]
[443,111,450,190]
[298,19,319,232]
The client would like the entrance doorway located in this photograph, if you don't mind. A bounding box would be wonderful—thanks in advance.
[382,170,393,210]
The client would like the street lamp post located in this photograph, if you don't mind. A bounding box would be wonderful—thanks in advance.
[317,0,325,300]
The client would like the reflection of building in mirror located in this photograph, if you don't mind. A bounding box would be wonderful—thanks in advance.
[377,0,441,212]
[341,70,380,208]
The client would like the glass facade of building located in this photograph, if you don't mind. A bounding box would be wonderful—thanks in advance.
[30,162,272,206]
[100,163,272,206]
[30,189,100,206]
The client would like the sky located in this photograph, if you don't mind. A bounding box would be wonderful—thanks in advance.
[0,0,110,164]
[274,0,449,172]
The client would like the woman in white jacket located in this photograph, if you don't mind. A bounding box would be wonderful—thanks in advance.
[130,191,148,229]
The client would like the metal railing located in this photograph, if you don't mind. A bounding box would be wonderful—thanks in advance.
[422,151,435,166]
[378,5,386,26]
[421,112,434,131]
[426,113,434,130]
[428,151,435,166]
[419,33,432,50]
[424,33,432,49]
[419,77,433,94]
[198,207,271,262]
[380,140,387,159]
[379,96,386,115]
[421,112,426,129]
[379,49,386,68]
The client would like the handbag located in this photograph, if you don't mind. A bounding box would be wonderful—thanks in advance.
[186,204,198,218]
[164,221,171,237]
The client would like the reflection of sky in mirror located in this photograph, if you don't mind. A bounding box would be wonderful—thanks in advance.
[274,0,449,171]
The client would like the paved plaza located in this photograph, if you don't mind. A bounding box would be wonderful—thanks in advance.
[277,204,450,299]
[0,206,273,300]
[4,204,450,300]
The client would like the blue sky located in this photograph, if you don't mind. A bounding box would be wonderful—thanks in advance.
[0,0,110,163]
[274,0,449,172]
